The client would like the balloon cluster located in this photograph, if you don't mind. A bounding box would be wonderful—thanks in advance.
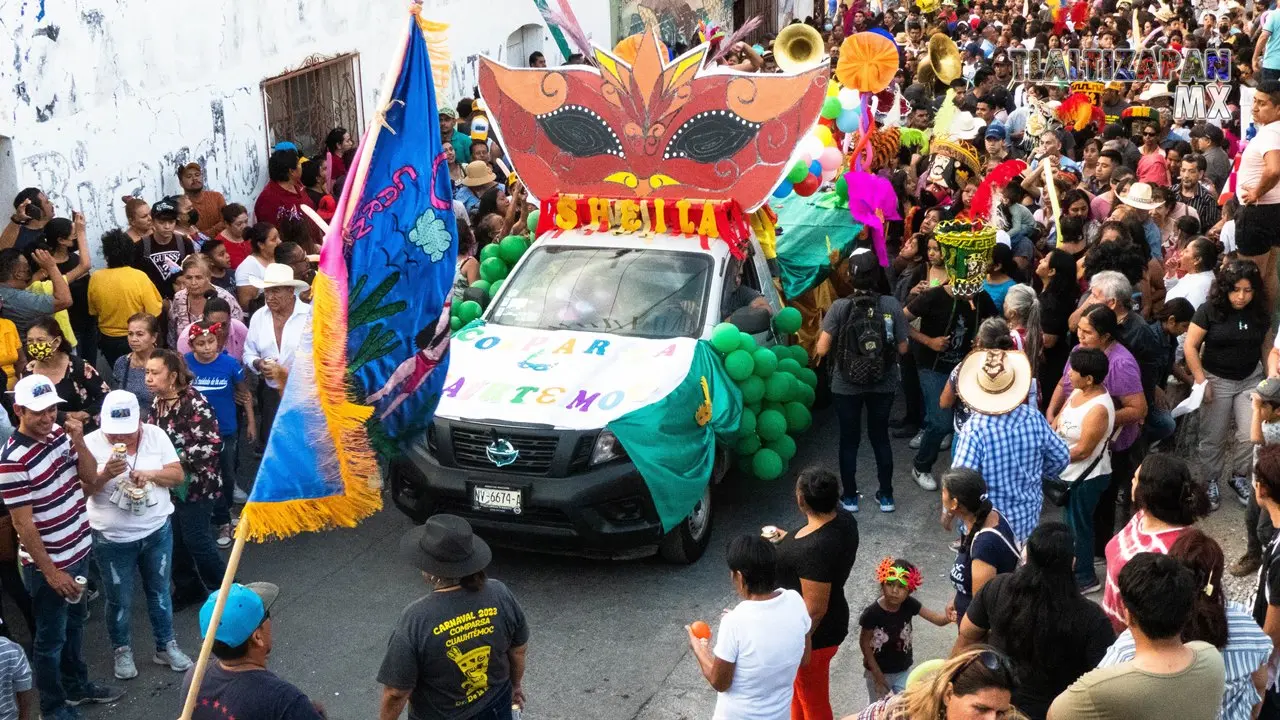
[448,233,531,331]
[710,307,815,482]
[773,125,842,199]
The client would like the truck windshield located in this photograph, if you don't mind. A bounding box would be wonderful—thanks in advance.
[486,246,713,338]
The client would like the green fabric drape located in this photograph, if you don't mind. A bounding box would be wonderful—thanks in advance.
[773,192,865,300]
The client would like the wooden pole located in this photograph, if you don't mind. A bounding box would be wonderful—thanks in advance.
[178,521,250,720]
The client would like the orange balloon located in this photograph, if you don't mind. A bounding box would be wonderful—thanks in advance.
[836,32,900,93]
[691,620,712,640]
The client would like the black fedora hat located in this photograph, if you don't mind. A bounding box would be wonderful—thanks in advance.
[400,514,492,578]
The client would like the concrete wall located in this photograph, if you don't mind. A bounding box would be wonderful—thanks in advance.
[0,0,612,260]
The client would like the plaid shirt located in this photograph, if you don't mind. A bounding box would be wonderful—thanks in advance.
[952,404,1070,544]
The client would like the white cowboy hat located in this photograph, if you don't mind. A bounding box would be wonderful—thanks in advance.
[955,349,1033,416]
[1139,82,1173,101]
[949,112,987,142]
[1117,181,1163,211]
[251,263,309,291]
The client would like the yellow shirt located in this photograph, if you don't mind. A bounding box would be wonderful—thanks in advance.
[26,280,76,347]
[87,267,163,337]
[0,318,18,389]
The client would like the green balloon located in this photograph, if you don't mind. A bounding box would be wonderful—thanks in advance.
[795,382,816,408]
[777,358,803,376]
[774,306,803,335]
[498,235,529,265]
[711,323,741,354]
[480,257,509,282]
[767,433,797,462]
[745,402,761,417]
[785,402,812,433]
[487,279,504,298]
[821,96,842,120]
[450,301,461,317]
[738,375,766,404]
[836,175,849,201]
[470,279,491,294]
[771,345,791,361]
[752,348,778,378]
[737,332,757,353]
[752,448,785,481]
[479,244,502,262]
[526,209,541,234]
[796,367,818,389]
[449,316,462,332]
[738,407,758,438]
[736,433,761,456]
[757,410,787,442]
[789,345,810,365]
[458,300,483,323]
[724,349,756,381]
[764,372,795,402]
[787,161,809,184]
[762,400,786,415]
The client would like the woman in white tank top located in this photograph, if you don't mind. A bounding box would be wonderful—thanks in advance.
[1052,347,1117,592]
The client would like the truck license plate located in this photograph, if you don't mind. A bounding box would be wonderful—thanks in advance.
[473,486,522,514]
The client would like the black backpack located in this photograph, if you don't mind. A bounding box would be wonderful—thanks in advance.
[835,294,890,385]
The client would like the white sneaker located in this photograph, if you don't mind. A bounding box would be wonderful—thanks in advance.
[154,641,193,672]
[912,468,938,491]
[232,486,249,504]
[908,431,924,450]
[113,646,137,680]
[216,524,233,549]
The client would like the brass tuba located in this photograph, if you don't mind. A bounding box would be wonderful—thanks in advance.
[774,23,825,72]
[926,33,962,84]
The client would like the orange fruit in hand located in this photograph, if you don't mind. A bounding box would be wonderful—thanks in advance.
[691,620,712,640]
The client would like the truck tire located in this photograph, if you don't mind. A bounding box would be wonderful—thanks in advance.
[658,485,713,564]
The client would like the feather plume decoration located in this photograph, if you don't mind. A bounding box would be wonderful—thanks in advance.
[899,127,928,153]
[932,89,957,140]
[966,159,1027,223]
[1056,92,1096,131]
[542,3,593,58]
[708,17,763,64]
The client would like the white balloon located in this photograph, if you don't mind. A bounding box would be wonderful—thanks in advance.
[801,136,825,159]
[838,88,860,109]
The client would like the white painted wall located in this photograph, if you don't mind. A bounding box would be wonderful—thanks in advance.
[0,0,612,261]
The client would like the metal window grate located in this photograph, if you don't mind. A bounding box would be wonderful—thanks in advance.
[261,53,364,157]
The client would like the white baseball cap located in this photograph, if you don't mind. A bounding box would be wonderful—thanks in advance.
[100,390,140,435]
[12,375,64,412]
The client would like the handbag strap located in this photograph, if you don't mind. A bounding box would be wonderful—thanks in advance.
[972,525,1020,558]
[1074,437,1111,483]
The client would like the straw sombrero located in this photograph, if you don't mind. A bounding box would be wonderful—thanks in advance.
[956,349,1033,416]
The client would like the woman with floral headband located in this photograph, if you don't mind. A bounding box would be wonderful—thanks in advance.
[858,558,951,702]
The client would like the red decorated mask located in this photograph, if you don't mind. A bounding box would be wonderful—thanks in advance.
[479,30,827,211]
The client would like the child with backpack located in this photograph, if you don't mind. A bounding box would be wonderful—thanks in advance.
[813,250,907,513]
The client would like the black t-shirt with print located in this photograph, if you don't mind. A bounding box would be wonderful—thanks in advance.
[1254,531,1280,628]
[858,596,921,674]
[907,286,998,374]
[180,663,323,720]
[132,234,196,299]
[775,511,860,650]
[377,580,529,719]
[1193,303,1267,381]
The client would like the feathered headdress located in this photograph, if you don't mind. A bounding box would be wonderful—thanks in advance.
[966,159,1027,224]
[876,557,924,592]
[1051,0,1090,34]
[1056,92,1104,133]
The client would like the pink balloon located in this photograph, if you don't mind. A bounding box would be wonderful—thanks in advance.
[818,147,843,172]
[821,167,839,183]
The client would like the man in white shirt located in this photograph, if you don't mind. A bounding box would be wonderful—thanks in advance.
[242,264,311,441]
[687,535,809,720]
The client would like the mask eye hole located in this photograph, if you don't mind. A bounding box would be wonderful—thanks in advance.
[664,111,761,163]
[536,105,624,158]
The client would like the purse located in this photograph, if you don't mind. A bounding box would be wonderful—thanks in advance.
[1043,439,1110,507]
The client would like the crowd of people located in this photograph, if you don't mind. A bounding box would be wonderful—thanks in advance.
[683,0,1280,717]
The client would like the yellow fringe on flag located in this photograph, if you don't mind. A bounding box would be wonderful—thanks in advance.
[238,273,382,542]
[417,18,451,98]
[750,209,778,260]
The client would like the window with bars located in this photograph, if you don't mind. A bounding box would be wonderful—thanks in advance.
[261,53,364,157]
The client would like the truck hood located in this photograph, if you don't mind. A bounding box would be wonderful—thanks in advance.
[437,322,699,430]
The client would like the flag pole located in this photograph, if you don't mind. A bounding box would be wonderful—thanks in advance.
[177,522,250,720]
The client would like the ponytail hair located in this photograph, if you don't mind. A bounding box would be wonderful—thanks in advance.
[943,468,994,553]
[1003,284,1042,375]
[1169,528,1228,649]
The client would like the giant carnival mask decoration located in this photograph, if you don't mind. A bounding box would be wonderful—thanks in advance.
[478,29,828,212]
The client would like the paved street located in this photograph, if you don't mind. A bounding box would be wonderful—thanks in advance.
[55,401,1256,719]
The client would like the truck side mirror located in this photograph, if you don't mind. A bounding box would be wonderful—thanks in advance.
[729,306,772,335]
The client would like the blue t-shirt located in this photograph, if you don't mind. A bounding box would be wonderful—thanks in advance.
[1266,12,1280,71]
[185,352,244,434]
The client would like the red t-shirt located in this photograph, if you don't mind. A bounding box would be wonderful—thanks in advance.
[215,233,253,270]
[253,182,315,231]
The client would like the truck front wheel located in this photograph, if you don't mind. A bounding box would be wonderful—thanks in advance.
[658,485,713,564]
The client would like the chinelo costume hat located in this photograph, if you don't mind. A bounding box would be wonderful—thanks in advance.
[934,218,997,296]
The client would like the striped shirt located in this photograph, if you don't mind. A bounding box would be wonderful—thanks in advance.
[0,428,91,570]
[1178,184,1222,231]
[0,637,31,720]
[1099,603,1272,720]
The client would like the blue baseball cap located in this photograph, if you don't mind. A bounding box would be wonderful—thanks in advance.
[985,122,1007,140]
[199,583,279,646]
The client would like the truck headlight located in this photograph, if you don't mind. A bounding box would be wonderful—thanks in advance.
[591,429,628,466]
